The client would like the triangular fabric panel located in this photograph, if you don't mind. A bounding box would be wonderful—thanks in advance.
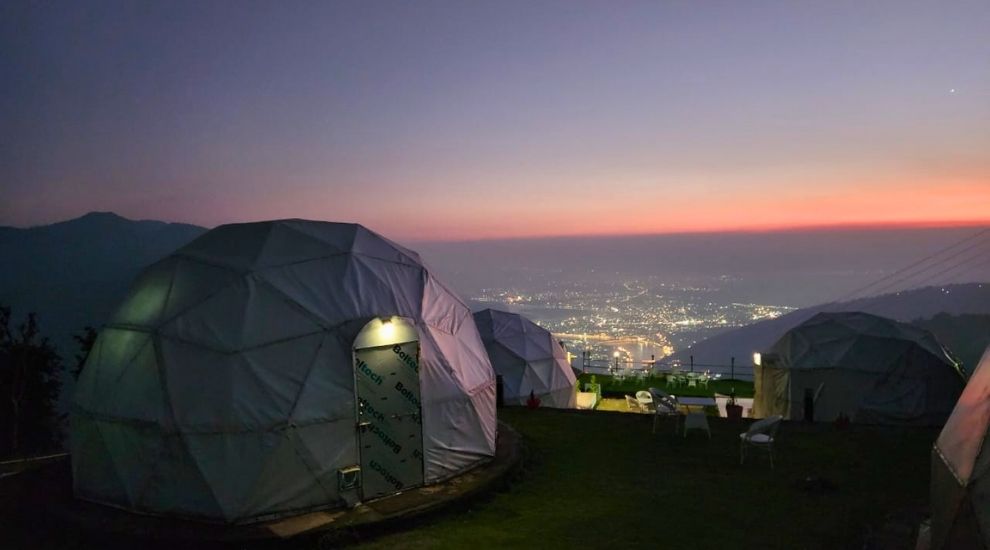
[290,332,356,421]
[137,433,226,519]
[95,420,163,508]
[258,256,378,326]
[108,258,177,327]
[238,425,341,519]
[71,415,131,506]
[278,220,358,254]
[253,223,349,269]
[159,275,324,352]
[176,223,276,271]
[76,328,154,412]
[182,431,287,522]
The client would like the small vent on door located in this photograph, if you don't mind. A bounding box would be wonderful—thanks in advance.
[338,465,361,492]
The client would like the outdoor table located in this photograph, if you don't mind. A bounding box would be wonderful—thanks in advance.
[676,396,715,438]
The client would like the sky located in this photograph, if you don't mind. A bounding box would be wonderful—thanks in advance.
[2,1,988,241]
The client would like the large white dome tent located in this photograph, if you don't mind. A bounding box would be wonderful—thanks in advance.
[473,308,577,408]
[931,345,990,549]
[71,220,496,524]
[753,311,965,425]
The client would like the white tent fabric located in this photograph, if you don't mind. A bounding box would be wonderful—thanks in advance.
[753,311,965,425]
[71,220,496,523]
[932,345,990,549]
[473,309,577,408]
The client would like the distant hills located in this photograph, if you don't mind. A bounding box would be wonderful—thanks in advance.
[414,225,990,307]
[3,212,988,377]
[670,283,990,372]
[0,212,206,355]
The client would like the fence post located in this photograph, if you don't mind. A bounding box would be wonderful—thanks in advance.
[731,356,735,380]
[690,355,694,373]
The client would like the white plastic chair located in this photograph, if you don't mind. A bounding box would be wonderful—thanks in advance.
[575,392,597,409]
[625,394,644,413]
[635,390,653,411]
[740,415,783,468]
[648,387,680,434]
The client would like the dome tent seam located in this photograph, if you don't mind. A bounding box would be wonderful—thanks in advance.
[152,329,328,356]
[74,406,358,436]
[284,332,332,424]
[150,331,231,519]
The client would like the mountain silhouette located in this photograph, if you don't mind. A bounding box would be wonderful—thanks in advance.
[0,212,206,355]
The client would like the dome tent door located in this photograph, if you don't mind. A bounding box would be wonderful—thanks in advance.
[352,317,425,501]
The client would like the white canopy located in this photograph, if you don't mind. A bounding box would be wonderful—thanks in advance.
[71,220,496,523]
[753,311,964,424]
[932,345,990,549]
[473,309,576,408]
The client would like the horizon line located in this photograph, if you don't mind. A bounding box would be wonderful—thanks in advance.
[7,211,990,244]
[410,218,990,244]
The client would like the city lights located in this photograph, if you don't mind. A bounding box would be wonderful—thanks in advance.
[473,274,794,365]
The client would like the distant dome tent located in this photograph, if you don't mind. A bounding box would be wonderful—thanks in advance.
[931,345,990,549]
[473,309,577,408]
[752,311,964,425]
[71,220,497,524]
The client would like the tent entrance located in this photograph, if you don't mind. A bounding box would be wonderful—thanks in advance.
[353,319,424,501]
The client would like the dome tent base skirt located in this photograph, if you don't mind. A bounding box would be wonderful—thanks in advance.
[45,422,523,542]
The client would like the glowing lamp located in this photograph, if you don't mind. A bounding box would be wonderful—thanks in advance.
[380,317,395,338]
[752,352,761,366]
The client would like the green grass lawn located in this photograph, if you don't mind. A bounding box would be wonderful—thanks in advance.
[0,408,935,549]
[578,373,755,398]
[355,408,935,549]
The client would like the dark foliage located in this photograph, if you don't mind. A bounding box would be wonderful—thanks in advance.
[0,306,63,458]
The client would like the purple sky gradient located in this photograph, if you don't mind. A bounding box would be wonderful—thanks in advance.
[2,1,988,240]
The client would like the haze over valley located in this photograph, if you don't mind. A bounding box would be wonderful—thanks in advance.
[3,213,988,379]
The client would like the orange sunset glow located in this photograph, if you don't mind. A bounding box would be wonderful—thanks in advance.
[2,2,988,242]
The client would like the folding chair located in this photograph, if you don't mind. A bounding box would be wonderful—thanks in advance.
[648,387,680,434]
[740,415,783,468]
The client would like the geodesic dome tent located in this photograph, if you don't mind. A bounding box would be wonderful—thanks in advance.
[71,220,497,524]
[753,311,965,425]
[932,345,990,549]
[473,309,576,408]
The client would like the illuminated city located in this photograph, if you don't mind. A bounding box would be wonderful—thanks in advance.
[470,273,795,367]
